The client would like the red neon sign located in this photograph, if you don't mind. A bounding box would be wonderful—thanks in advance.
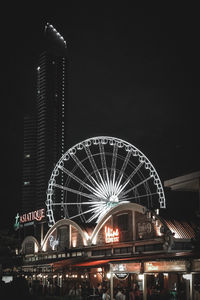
[105,226,119,243]
[19,209,45,223]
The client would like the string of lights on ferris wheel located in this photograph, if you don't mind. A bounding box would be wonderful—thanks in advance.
[46,136,166,227]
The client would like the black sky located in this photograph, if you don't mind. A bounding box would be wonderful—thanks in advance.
[1,3,199,229]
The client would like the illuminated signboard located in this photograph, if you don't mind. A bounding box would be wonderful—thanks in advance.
[105,226,119,243]
[14,209,45,230]
[145,261,187,272]
[20,208,45,223]
[145,263,159,271]
[112,263,141,273]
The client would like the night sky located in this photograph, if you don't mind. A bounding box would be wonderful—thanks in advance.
[1,4,199,230]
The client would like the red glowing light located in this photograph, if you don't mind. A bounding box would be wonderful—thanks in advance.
[105,226,119,243]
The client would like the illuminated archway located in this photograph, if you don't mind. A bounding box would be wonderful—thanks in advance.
[41,218,88,251]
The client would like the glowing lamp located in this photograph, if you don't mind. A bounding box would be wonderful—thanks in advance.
[97,268,102,272]
[106,272,111,279]
[138,274,144,280]
[183,274,192,280]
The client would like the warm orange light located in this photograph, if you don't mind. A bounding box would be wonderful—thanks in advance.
[105,226,119,243]
[72,239,77,247]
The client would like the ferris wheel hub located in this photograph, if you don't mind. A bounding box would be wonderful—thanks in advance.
[109,195,119,203]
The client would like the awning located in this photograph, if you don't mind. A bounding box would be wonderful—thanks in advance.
[73,259,111,267]
[51,251,199,271]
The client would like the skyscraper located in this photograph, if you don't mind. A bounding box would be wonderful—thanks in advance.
[21,23,68,218]
[21,116,36,213]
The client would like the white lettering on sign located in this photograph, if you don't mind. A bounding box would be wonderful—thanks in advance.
[105,226,119,243]
[19,209,45,224]
[138,222,152,234]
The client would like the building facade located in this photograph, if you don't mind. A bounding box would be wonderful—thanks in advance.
[19,202,200,300]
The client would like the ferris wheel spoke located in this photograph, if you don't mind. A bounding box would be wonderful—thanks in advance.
[70,153,98,188]
[84,144,103,184]
[69,206,103,220]
[52,201,105,205]
[86,204,107,223]
[93,182,109,199]
[105,170,112,196]
[58,165,98,195]
[99,142,108,180]
[121,192,158,201]
[52,183,101,201]
[110,143,118,181]
[116,162,144,196]
[98,175,110,198]
[121,175,152,197]
[116,150,132,182]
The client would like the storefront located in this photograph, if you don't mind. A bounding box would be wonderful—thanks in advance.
[13,202,199,299]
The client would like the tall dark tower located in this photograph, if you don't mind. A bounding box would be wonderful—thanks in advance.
[21,23,68,219]
[35,23,67,212]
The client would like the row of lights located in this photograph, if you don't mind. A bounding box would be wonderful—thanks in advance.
[25,272,192,281]
[33,274,48,278]
[60,57,65,208]
[51,274,88,279]
[30,273,149,280]
[46,23,67,47]
[31,273,105,279]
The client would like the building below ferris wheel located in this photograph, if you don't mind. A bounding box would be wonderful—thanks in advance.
[11,135,200,300]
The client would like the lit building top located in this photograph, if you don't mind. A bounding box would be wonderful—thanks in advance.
[45,23,67,48]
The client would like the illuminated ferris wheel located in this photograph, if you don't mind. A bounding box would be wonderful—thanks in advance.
[46,136,165,227]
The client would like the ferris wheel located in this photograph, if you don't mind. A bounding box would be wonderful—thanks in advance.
[46,136,165,227]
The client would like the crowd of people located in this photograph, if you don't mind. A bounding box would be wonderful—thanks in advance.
[1,276,200,300]
[0,278,142,300]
